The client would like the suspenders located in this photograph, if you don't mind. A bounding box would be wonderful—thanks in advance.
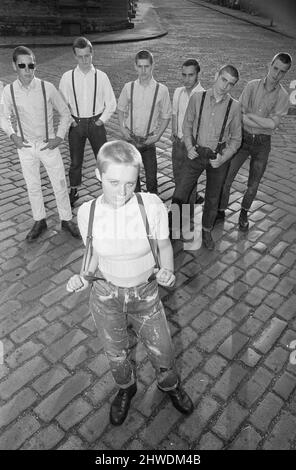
[72,69,98,118]
[195,91,233,152]
[10,80,49,142]
[130,81,160,138]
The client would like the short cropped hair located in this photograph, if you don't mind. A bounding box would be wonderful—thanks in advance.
[218,64,239,83]
[271,52,292,69]
[97,140,142,175]
[135,49,154,65]
[72,36,93,54]
[12,46,35,63]
[182,58,200,74]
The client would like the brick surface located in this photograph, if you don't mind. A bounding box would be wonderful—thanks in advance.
[34,372,92,422]
[253,318,287,354]
[178,396,220,442]
[263,412,296,450]
[0,0,295,450]
[0,415,40,450]
[0,357,48,399]
[32,365,70,396]
[237,367,273,407]
[42,329,87,363]
[0,388,37,430]
[250,392,284,432]
[56,398,92,430]
[198,318,236,352]
[21,425,65,450]
[212,364,248,400]
[273,372,296,400]
[212,400,248,440]
[229,426,262,450]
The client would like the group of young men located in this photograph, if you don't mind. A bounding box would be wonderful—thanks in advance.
[0,37,292,250]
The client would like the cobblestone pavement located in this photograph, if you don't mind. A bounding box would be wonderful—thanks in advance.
[1,0,296,451]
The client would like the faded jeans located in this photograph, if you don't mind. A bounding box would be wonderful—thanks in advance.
[89,278,179,390]
[219,131,271,211]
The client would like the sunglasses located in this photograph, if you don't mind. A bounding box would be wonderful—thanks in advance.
[17,63,35,70]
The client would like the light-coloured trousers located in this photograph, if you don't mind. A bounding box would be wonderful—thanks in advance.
[18,142,72,221]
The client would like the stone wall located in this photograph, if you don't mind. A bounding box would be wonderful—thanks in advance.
[0,0,132,36]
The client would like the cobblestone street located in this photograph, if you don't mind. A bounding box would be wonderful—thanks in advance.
[0,0,296,451]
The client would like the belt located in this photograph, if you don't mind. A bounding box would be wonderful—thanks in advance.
[71,113,102,123]
[243,130,270,141]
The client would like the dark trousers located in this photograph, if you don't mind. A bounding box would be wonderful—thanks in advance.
[219,131,271,211]
[172,138,197,204]
[135,144,157,194]
[68,118,107,187]
[172,153,230,230]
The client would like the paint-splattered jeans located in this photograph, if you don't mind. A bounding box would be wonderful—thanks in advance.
[89,278,179,390]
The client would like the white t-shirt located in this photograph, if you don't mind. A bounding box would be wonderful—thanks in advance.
[78,192,169,286]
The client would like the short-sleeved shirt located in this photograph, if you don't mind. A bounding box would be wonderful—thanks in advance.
[117,77,172,137]
[240,78,289,135]
[78,192,169,284]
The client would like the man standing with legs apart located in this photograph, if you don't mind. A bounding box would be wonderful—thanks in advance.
[1,46,81,242]
[172,58,204,204]
[117,50,172,194]
[217,52,292,231]
[171,65,241,250]
[59,37,116,206]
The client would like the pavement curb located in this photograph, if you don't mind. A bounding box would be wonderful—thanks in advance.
[0,1,168,48]
[186,0,296,40]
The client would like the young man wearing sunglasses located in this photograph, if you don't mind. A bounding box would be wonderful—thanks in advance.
[59,37,116,207]
[1,46,81,242]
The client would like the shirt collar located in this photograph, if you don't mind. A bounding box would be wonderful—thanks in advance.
[136,76,156,88]
[181,82,202,97]
[76,64,96,76]
[208,87,229,104]
[262,76,278,92]
[17,76,37,91]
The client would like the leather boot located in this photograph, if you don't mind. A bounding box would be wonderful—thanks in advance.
[159,383,194,415]
[110,383,137,426]
[26,219,47,242]
[69,188,79,207]
[202,229,215,250]
[61,220,81,239]
[239,209,249,232]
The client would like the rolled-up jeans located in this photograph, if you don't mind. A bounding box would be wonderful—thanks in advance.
[18,141,72,221]
[89,278,179,390]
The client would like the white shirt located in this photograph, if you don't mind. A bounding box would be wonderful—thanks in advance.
[1,77,71,142]
[59,65,116,122]
[117,77,172,137]
[173,82,204,138]
[78,193,169,287]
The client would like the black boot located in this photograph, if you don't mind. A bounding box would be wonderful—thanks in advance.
[26,219,47,242]
[110,383,137,426]
[202,229,215,250]
[159,383,194,415]
[61,220,81,239]
[214,209,225,225]
[239,208,249,232]
[69,188,79,207]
